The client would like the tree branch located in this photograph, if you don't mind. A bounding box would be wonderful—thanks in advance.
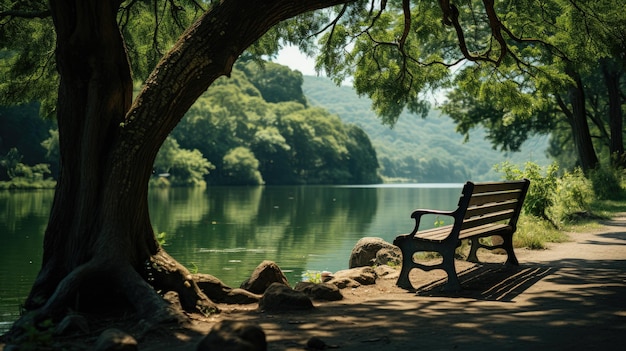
[0,9,50,19]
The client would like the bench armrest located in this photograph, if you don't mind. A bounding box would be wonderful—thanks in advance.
[410,209,456,236]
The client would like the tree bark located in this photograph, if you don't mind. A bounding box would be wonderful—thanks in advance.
[601,59,625,167]
[564,67,599,172]
[7,0,356,339]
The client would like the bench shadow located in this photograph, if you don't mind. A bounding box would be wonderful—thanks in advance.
[414,263,554,302]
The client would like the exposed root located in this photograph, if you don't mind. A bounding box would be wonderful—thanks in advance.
[3,250,218,345]
[143,249,220,316]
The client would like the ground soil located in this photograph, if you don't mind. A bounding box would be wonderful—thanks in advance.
[3,214,626,350]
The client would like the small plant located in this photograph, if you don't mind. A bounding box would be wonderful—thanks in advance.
[188,262,199,274]
[156,231,168,246]
[433,216,445,227]
[301,270,323,284]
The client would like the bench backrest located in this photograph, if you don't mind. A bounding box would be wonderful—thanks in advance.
[456,179,530,231]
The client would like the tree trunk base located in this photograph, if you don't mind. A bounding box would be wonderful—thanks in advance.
[2,248,218,344]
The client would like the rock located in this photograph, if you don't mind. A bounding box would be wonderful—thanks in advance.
[240,261,290,294]
[349,237,401,268]
[54,313,89,336]
[258,283,314,311]
[375,247,402,266]
[374,264,400,279]
[294,282,343,301]
[197,320,267,351]
[193,273,261,304]
[93,328,137,351]
[332,266,377,285]
[326,277,361,289]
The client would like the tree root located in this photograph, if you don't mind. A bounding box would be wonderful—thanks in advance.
[3,249,218,344]
[143,249,220,316]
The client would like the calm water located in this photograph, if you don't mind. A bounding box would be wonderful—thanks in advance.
[0,184,462,333]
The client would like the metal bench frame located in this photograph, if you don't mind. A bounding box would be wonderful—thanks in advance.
[393,179,530,292]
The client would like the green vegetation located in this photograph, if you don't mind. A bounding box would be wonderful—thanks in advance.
[1,62,382,188]
[313,0,625,176]
[496,160,625,249]
[168,61,381,186]
[303,76,550,182]
[0,148,55,189]
[301,271,323,284]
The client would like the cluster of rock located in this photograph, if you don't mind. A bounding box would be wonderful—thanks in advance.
[194,237,401,351]
[68,237,401,351]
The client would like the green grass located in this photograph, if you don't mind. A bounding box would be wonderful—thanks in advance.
[514,215,569,250]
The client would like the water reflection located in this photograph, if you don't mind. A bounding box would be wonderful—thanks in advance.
[149,186,380,286]
[0,190,51,334]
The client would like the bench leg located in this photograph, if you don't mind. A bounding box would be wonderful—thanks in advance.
[396,246,417,291]
[502,234,519,265]
[441,249,461,292]
[394,237,462,292]
[467,238,480,263]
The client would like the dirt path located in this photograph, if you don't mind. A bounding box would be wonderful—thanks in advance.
[139,213,626,351]
[3,215,626,350]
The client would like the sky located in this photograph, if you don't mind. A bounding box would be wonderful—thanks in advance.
[273,45,320,76]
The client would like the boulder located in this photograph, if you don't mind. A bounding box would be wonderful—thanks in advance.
[332,266,377,285]
[240,261,290,294]
[326,277,361,289]
[374,264,400,279]
[258,283,313,311]
[349,237,401,268]
[375,247,402,266]
[294,282,343,301]
[193,273,261,304]
[196,320,266,351]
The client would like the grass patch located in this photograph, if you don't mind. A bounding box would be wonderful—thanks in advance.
[514,215,569,250]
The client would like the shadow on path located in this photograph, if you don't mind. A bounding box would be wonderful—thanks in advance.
[415,263,555,301]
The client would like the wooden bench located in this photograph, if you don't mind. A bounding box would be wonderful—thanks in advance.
[393,179,530,292]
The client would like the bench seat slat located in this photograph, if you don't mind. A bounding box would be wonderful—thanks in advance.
[470,180,529,194]
[468,191,523,206]
[464,200,519,219]
[461,209,516,230]
[413,222,512,242]
[458,223,511,240]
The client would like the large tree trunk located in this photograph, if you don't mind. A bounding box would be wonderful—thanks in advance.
[601,59,625,167]
[564,67,599,172]
[7,0,355,339]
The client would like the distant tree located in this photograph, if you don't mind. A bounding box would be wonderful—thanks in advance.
[152,136,214,187]
[222,146,264,185]
[240,60,308,105]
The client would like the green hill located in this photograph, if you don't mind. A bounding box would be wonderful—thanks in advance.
[302,76,550,182]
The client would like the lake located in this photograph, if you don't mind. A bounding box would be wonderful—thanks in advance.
[0,184,463,333]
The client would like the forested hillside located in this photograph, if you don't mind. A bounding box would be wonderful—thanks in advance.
[2,62,551,187]
[302,76,550,182]
[1,62,382,187]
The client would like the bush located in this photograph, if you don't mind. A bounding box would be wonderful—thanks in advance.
[495,161,558,221]
[589,165,624,201]
[495,161,595,227]
[548,167,594,225]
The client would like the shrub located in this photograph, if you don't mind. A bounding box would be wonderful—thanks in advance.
[589,165,624,201]
[495,161,598,227]
[494,161,558,221]
[548,167,594,225]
